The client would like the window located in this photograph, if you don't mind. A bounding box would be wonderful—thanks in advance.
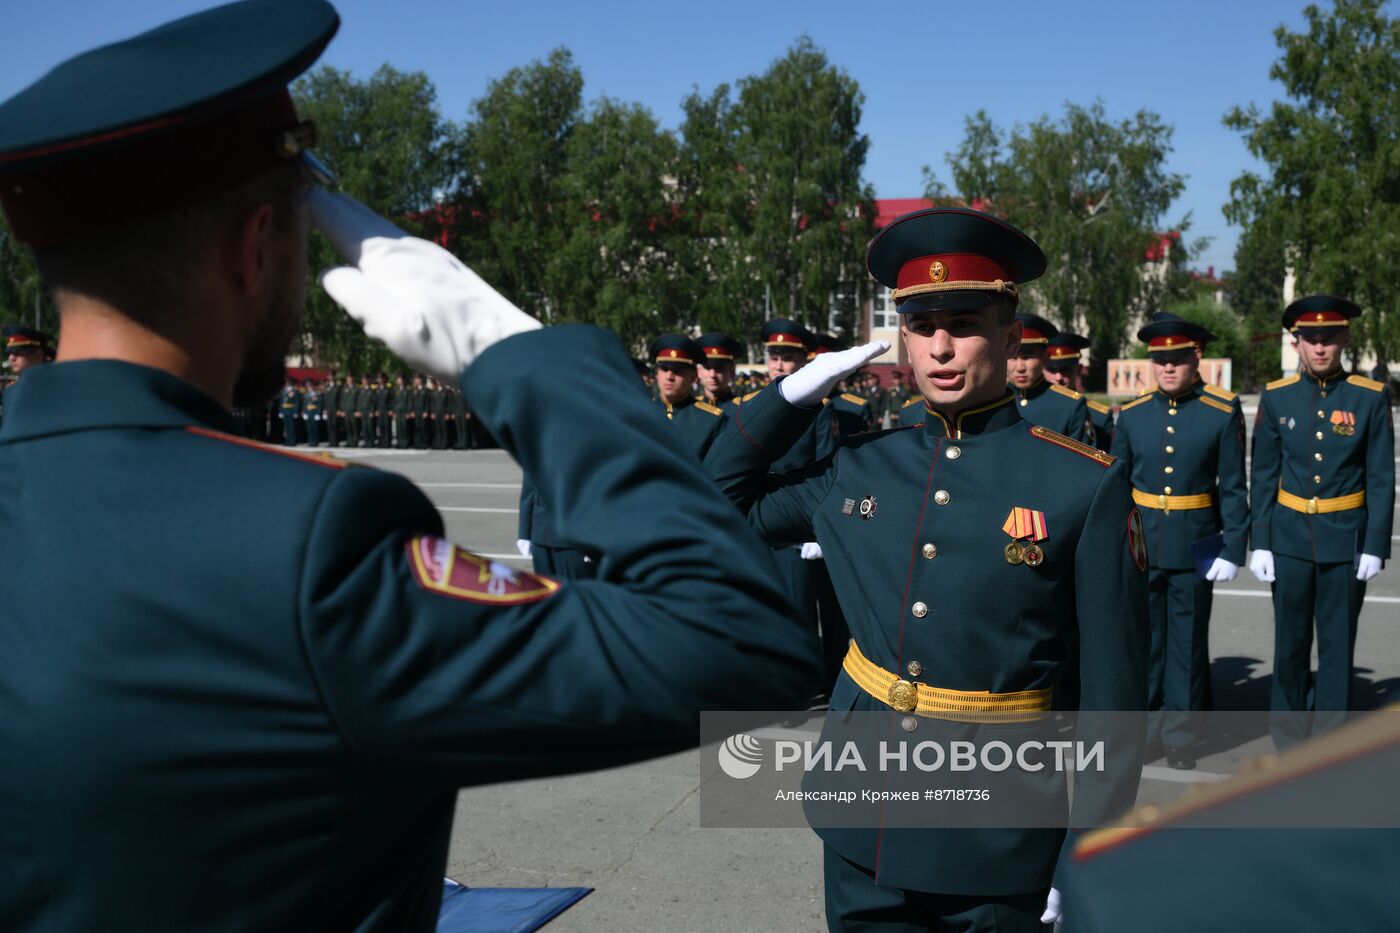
[871,287,895,330]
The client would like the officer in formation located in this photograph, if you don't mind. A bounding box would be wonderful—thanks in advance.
[0,326,54,425]
[1248,295,1394,745]
[277,376,301,445]
[706,207,1148,931]
[451,382,474,449]
[302,379,322,446]
[885,370,913,427]
[429,378,449,448]
[649,334,728,460]
[1111,314,1248,769]
[1008,311,1093,442]
[1046,331,1114,451]
[696,331,744,410]
[0,2,819,928]
[320,371,340,446]
[374,371,392,447]
[389,372,409,448]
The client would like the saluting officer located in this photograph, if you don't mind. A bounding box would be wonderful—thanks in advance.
[706,207,1147,931]
[1009,312,1092,442]
[1249,295,1394,745]
[650,334,728,460]
[1046,331,1113,451]
[1112,314,1249,769]
[0,2,818,928]
[696,331,743,410]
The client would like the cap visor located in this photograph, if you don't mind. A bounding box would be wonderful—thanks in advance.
[897,291,1010,314]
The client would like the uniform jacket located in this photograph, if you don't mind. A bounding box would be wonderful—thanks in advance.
[705,386,1148,896]
[830,391,874,436]
[1112,383,1249,569]
[1251,371,1394,563]
[0,326,818,932]
[656,395,727,461]
[1014,377,1091,443]
[1086,399,1114,452]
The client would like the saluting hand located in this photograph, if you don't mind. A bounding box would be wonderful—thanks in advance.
[308,189,541,383]
[779,341,891,408]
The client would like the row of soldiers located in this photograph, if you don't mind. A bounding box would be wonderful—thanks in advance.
[238,371,477,449]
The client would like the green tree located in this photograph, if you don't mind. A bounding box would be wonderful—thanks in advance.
[927,104,1196,381]
[0,213,53,335]
[1224,0,1400,366]
[1225,223,1287,388]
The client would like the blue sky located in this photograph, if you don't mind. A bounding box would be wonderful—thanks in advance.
[5,0,1324,273]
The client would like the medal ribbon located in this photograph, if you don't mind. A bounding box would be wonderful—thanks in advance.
[1001,507,1049,542]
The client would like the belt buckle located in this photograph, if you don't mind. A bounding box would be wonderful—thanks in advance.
[1307,497,1319,515]
[1157,494,1168,511]
[887,680,918,713]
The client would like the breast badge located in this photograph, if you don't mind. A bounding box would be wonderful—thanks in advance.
[1002,507,1048,567]
[1330,410,1356,436]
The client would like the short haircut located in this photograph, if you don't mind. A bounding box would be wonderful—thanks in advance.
[31,161,303,326]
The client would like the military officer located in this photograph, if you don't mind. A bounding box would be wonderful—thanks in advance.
[4,325,55,378]
[1111,314,1248,769]
[650,334,728,460]
[302,378,322,447]
[451,386,473,449]
[1009,312,1092,442]
[346,373,366,447]
[374,371,392,447]
[0,3,819,928]
[884,370,912,428]
[278,376,301,445]
[705,207,1148,931]
[814,333,877,436]
[320,371,339,447]
[1249,295,1394,745]
[696,331,744,410]
[1046,331,1113,451]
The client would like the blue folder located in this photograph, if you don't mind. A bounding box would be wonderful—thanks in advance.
[1190,532,1224,579]
[437,878,592,933]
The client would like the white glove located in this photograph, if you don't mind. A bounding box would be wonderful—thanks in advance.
[778,341,891,408]
[308,189,541,383]
[1040,886,1062,926]
[1357,554,1383,582]
[1205,557,1238,582]
[515,539,532,559]
[799,542,823,560]
[1249,549,1275,583]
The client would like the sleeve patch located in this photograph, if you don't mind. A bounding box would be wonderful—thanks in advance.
[407,536,561,604]
[1127,508,1148,572]
[1028,425,1117,467]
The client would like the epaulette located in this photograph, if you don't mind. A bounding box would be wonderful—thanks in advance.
[1085,399,1111,415]
[1049,383,1082,400]
[1028,425,1116,467]
[1137,387,1154,397]
[1202,383,1237,402]
[1076,704,1400,862]
[1119,395,1153,413]
[1347,374,1386,392]
[1266,374,1300,391]
[184,426,352,470]
[840,392,868,407]
[1199,396,1233,416]
[741,390,762,403]
[694,401,724,416]
[902,396,923,409]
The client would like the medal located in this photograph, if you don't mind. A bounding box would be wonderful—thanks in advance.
[859,496,878,520]
[1002,507,1049,569]
[1022,543,1045,567]
[1004,542,1025,564]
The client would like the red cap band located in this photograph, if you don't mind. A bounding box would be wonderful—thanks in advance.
[896,253,1013,291]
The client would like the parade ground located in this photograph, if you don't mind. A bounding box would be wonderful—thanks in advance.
[336,400,1400,932]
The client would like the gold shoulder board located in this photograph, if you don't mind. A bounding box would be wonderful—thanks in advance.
[1049,383,1082,400]
[1086,399,1111,414]
[1199,396,1233,415]
[902,396,923,408]
[1119,395,1153,412]
[840,393,868,406]
[1266,374,1300,391]
[1347,375,1386,392]
[695,401,724,416]
[1028,425,1116,467]
[1202,383,1237,401]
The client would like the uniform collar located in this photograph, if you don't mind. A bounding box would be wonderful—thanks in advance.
[0,359,237,442]
[922,391,1020,440]
[1012,376,1048,401]
[1155,381,1203,405]
[661,394,695,414]
[707,389,734,406]
[1301,367,1345,389]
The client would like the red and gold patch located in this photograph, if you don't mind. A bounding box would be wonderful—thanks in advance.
[406,536,560,605]
[1127,508,1148,572]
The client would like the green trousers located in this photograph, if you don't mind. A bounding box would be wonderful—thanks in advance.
[1146,567,1213,749]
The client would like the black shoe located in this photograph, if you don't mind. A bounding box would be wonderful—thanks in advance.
[1166,748,1197,770]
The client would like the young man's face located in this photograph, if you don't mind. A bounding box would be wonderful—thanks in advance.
[1151,351,1199,395]
[1043,364,1071,387]
[901,304,1020,413]
[697,359,734,397]
[1296,330,1349,377]
[766,347,806,380]
[655,363,696,404]
[1007,346,1046,388]
[7,346,44,375]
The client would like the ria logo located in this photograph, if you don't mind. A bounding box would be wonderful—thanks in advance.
[717,733,765,779]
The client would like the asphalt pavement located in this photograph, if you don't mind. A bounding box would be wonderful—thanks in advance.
[328,398,1399,932]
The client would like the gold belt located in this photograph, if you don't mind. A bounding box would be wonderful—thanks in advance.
[842,641,1052,722]
[1132,489,1214,511]
[1277,487,1365,515]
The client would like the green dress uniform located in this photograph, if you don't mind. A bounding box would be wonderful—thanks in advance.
[831,391,874,436]
[411,384,430,448]
[1111,319,1248,757]
[392,381,411,449]
[649,335,729,461]
[707,208,1148,931]
[320,379,339,447]
[1014,377,1092,444]
[430,385,449,449]
[697,331,743,414]
[451,388,472,449]
[375,379,392,448]
[302,384,322,446]
[278,383,301,445]
[1251,297,1394,743]
[892,394,923,427]
[348,379,368,448]
[1060,707,1400,932]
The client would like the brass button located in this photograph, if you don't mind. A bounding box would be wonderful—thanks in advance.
[1019,399,1028,407]
[1165,466,1174,474]
[901,716,918,733]
[1314,452,1323,462]
[1164,486,1173,494]
[1315,431,1324,440]
[1317,410,1325,418]
[907,660,923,677]
[1314,475,1322,484]
[922,543,938,559]
[946,446,962,460]
[911,601,928,618]
[1165,445,1175,454]
[1321,391,1328,398]
[934,490,950,506]
[1168,409,1177,416]
[1167,425,1175,434]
